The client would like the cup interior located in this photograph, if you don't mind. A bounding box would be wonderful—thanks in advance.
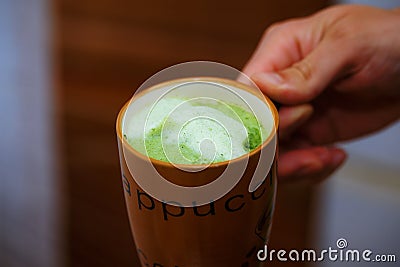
[121,77,277,166]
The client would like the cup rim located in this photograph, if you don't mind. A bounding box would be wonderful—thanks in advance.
[116,77,279,169]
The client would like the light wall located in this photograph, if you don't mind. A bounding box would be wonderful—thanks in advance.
[336,0,399,9]
[313,123,400,266]
[0,0,64,266]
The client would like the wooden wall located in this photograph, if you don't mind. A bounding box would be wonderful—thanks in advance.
[58,0,329,266]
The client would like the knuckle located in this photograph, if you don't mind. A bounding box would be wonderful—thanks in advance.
[263,21,285,37]
[292,60,313,81]
[263,18,306,39]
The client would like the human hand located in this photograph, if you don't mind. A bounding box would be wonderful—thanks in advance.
[243,5,400,182]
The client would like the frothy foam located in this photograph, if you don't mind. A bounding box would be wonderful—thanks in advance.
[124,96,268,164]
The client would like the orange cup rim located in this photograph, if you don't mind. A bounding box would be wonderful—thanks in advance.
[116,77,279,169]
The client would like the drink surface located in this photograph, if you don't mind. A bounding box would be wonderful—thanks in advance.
[124,97,268,164]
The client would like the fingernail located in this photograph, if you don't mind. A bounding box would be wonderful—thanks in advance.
[289,105,313,122]
[253,72,283,87]
[331,149,347,166]
[318,147,331,163]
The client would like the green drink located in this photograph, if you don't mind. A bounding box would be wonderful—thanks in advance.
[118,77,278,267]
[124,96,266,165]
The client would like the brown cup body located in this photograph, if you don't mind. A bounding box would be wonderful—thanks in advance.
[116,78,278,267]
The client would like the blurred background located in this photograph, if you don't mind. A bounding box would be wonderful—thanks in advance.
[0,0,398,266]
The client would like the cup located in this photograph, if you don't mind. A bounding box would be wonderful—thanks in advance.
[116,77,279,267]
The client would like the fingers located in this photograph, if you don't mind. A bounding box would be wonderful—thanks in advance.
[252,39,353,105]
[244,7,356,105]
[278,104,313,140]
[278,146,347,183]
[243,18,314,76]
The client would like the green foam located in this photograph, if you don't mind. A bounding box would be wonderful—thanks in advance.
[125,97,265,164]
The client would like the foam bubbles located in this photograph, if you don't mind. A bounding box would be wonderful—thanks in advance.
[124,97,265,164]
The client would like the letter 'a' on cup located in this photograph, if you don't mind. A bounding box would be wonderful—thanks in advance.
[116,63,279,267]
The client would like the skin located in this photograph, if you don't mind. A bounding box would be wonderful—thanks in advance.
[243,5,400,182]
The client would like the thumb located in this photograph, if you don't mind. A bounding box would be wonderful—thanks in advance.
[252,40,352,105]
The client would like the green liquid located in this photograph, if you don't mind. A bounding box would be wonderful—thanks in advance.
[125,98,265,164]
